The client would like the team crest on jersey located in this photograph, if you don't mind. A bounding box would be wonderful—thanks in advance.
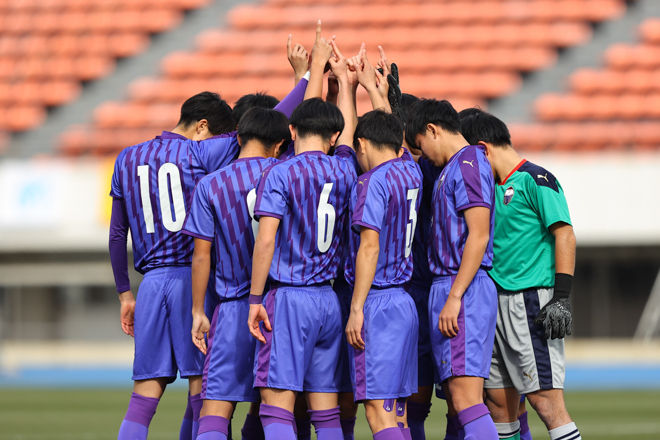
[503,186,515,205]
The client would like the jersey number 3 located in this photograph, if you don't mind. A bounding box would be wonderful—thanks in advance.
[404,187,420,258]
[137,164,186,233]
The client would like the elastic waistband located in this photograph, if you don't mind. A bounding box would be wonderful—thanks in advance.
[270,281,332,291]
[143,265,191,277]
[432,268,489,284]
[498,286,553,295]
[367,286,407,296]
[219,295,248,304]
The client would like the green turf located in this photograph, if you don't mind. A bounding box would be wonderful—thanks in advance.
[1,389,659,439]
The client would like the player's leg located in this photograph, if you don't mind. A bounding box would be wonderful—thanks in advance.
[334,282,359,440]
[395,398,412,440]
[119,271,176,440]
[259,388,298,440]
[240,402,264,440]
[306,392,343,440]
[180,392,194,440]
[197,400,235,440]
[294,394,312,440]
[364,399,405,439]
[441,383,460,440]
[338,392,359,440]
[523,288,581,440]
[484,387,522,440]
[518,396,532,440]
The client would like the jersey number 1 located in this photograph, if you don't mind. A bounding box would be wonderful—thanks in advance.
[404,187,420,258]
[137,164,186,233]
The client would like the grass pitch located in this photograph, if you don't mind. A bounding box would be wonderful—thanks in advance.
[1,388,659,439]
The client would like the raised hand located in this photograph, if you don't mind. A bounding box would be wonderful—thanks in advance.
[329,40,348,82]
[310,20,334,70]
[287,34,309,84]
[352,47,378,92]
[377,45,391,77]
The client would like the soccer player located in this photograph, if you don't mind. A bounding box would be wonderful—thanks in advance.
[109,91,238,440]
[246,37,358,440]
[459,108,580,440]
[344,107,422,440]
[407,99,499,440]
[181,107,290,440]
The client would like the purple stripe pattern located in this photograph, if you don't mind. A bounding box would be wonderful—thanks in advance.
[197,416,230,436]
[450,275,466,376]
[110,131,239,274]
[424,145,495,276]
[255,288,277,387]
[201,303,220,398]
[253,145,358,286]
[182,157,278,300]
[353,325,367,400]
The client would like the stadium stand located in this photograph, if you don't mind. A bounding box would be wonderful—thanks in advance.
[56,0,626,156]
[0,0,211,134]
[511,17,660,151]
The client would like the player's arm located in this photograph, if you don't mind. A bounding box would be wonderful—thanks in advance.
[287,33,309,86]
[346,227,380,350]
[109,197,135,338]
[330,40,357,148]
[326,72,339,105]
[438,206,491,338]
[352,47,389,112]
[247,216,279,343]
[551,222,576,275]
[304,20,334,101]
[191,238,212,355]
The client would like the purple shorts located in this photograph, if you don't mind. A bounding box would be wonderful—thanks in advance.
[254,283,343,393]
[202,297,259,402]
[133,266,204,381]
[429,270,497,383]
[334,278,356,393]
[349,287,418,401]
[406,283,435,387]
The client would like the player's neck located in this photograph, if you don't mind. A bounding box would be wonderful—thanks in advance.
[363,150,398,172]
[442,133,470,164]
[493,147,523,183]
[238,141,271,160]
[294,136,328,155]
[171,125,194,140]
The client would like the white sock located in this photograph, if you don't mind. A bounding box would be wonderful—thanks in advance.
[549,422,581,440]
[495,421,521,439]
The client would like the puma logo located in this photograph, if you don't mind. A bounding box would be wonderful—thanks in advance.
[538,174,549,182]
[358,179,367,185]
[523,370,533,381]
[463,160,474,168]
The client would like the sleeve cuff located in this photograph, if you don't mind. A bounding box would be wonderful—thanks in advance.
[249,294,263,305]
[303,71,311,81]
[352,220,381,234]
[181,230,213,241]
[457,202,491,212]
[254,210,283,220]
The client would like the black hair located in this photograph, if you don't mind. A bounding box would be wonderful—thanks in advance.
[458,107,511,147]
[289,98,344,142]
[237,107,291,150]
[400,93,420,113]
[353,110,403,154]
[177,91,235,136]
[233,92,280,127]
[405,99,460,149]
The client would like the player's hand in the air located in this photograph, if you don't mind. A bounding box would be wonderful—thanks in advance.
[346,43,364,90]
[248,302,272,344]
[329,40,348,81]
[326,72,339,104]
[346,309,365,350]
[287,34,309,84]
[375,69,391,111]
[438,296,461,338]
[309,20,334,72]
[191,312,211,355]
[118,290,135,337]
[352,48,378,92]
[377,45,391,77]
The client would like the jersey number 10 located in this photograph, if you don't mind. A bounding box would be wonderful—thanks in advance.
[137,164,186,233]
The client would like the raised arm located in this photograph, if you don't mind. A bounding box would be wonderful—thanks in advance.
[352,48,389,112]
[287,33,309,86]
[330,40,357,148]
[304,20,334,101]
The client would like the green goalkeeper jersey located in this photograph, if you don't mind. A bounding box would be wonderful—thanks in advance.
[490,159,572,292]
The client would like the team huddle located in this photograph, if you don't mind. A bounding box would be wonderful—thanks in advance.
[109,22,581,440]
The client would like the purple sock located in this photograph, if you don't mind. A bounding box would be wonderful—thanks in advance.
[196,415,230,440]
[443,414,460,440]
[179,392,194,440]
[309,406,343,440]
[341,417,356,440]
[519,412,532,440]
[241,413,264,440]
[259,404,296,440]
[118,392,159,440]
[407,402,432,440]
[401,427,412,440]
[296,418,312,440]
[190,394,203,439]
[373,427,405,440]
[457,404,498,440]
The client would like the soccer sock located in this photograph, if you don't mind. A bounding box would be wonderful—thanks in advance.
[407,402,432,440]
[241,413,264,440]
[495,421,521,440]
[190,394,203,439]
[117,392,159,440]
[548,422,581,440]
[373,427,405,440]
[196,415,230,440]
[518,412,532,440]
[309,406,343,440]
[457,403,498,440]
[296,418,312,440]
[340,417,356,440]
[259,404,296,440]
[444,414,460,440]
[179,392,194,440]
[401,427,413,440]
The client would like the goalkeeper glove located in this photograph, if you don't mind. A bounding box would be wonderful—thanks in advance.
[533,273,573,339]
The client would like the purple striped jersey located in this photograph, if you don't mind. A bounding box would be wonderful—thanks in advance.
[344,157,423,288]
[254,145,358,285]
[182,157,278,300]
[110,131,239,274]
[410,175,435,288]
[425,145,495,276]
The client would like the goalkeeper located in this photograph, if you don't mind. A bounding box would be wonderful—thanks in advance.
[459,109,582,440]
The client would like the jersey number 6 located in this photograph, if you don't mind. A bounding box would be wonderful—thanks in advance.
[137,164,186,233]
[317,183,336,253]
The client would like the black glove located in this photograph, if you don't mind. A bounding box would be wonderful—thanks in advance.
[386,63,406,125]
[533,273,573,339]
